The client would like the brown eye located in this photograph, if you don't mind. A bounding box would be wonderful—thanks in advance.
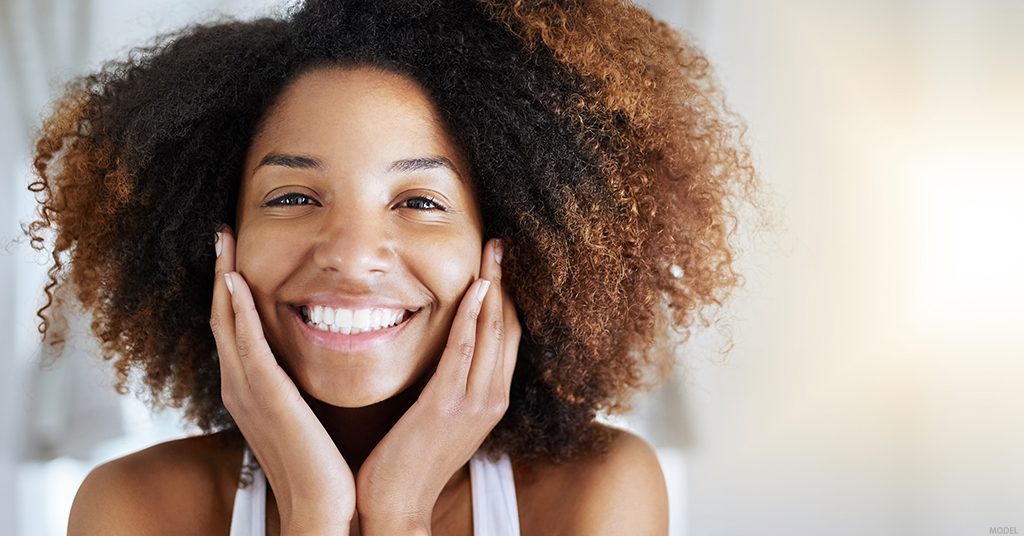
[399,196,446,211]
[264,192,319,207]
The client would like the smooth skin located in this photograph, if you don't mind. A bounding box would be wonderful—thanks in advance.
[67,67,669,536]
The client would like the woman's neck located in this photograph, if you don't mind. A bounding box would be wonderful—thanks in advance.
[300,374,428,475]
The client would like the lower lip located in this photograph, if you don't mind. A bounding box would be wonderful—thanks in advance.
[293,309,417,352]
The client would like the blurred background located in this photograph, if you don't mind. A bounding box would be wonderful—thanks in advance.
[2,0,1022,535]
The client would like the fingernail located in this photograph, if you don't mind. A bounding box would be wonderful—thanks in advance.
[224,273,234,295]
[215,232,222,258]
[475,279,491,303]
[493,240,503,265]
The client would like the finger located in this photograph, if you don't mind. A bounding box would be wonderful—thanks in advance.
[211,226,244,384]
[499,284,520,389]
[224,270,275,377]
[466,239,505,394]
[432,277,491,395]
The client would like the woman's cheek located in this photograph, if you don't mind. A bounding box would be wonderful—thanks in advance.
[233,226,291,331]
[435,236,483,304]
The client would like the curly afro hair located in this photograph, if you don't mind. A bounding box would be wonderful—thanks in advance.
[29,0,758,462]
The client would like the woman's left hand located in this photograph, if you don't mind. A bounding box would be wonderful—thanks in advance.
[355,239,520,535]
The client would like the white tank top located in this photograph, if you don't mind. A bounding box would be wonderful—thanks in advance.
[228,450,521,536]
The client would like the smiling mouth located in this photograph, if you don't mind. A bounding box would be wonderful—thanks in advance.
[299,305,414,335]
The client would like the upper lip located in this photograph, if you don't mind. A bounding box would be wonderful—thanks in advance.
[294,292,420,312]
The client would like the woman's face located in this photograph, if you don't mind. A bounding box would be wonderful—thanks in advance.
[235,66,484,408]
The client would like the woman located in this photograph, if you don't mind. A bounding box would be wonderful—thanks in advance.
[28,0,757,534]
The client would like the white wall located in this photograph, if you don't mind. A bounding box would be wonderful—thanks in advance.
[666,0,1024,534]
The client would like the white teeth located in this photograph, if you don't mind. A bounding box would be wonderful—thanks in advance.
[335,309,353,332]
[353,309,370,330]
[303,305,408,334]
[370,309,382,329]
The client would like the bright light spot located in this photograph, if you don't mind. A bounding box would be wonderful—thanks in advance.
[945,200,1024,281]
[903,152,1024,337]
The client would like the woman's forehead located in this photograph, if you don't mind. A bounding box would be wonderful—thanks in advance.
[246,66,469,177]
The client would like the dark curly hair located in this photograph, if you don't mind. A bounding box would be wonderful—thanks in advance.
[29,0,758,462]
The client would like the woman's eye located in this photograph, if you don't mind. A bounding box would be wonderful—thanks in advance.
[400,196,446,211]
[265,192,319,207]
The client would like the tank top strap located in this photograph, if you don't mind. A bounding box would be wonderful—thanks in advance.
[229,448,267,536]
[469,451,521,536]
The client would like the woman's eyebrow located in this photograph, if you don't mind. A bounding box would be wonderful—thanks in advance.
[388,156,460,179]
[255,153,324,170]
[255,154,463,181]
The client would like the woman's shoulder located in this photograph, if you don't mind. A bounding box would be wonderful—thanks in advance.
[68,433,243,536]
[515,425,669,536]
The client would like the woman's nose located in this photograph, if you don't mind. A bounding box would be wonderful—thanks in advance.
[312,206,395,278]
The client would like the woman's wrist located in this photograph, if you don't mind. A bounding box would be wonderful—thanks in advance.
[279,511,352,536]
[356,504,432,536]
[355,457,441,536]
[280,528,350,536]
[280,519,351,536]
[357,515,431,536]
[277,490,355,536]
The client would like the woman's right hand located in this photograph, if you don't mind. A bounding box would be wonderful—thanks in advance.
[211,226,355,536]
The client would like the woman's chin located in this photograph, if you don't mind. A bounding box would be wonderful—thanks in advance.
[301,378,404,409]
[294,364,433,410]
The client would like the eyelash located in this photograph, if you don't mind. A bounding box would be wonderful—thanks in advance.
[264,193,447,211]
[264,192,319,207]
[399,196,447,211]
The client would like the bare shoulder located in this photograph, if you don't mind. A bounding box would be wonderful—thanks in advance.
[68,433,242,536]
[515,425,669,536]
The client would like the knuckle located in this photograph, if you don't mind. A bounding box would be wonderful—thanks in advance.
[444,340,468,360]
[488,400,508,421]
[490,319,504,340]
[446,341,474,361]
[486,391,508,414]
[235,337,253,360]
[481,399,507,423]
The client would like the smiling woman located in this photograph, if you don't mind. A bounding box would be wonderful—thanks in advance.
[26,0,757,534]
